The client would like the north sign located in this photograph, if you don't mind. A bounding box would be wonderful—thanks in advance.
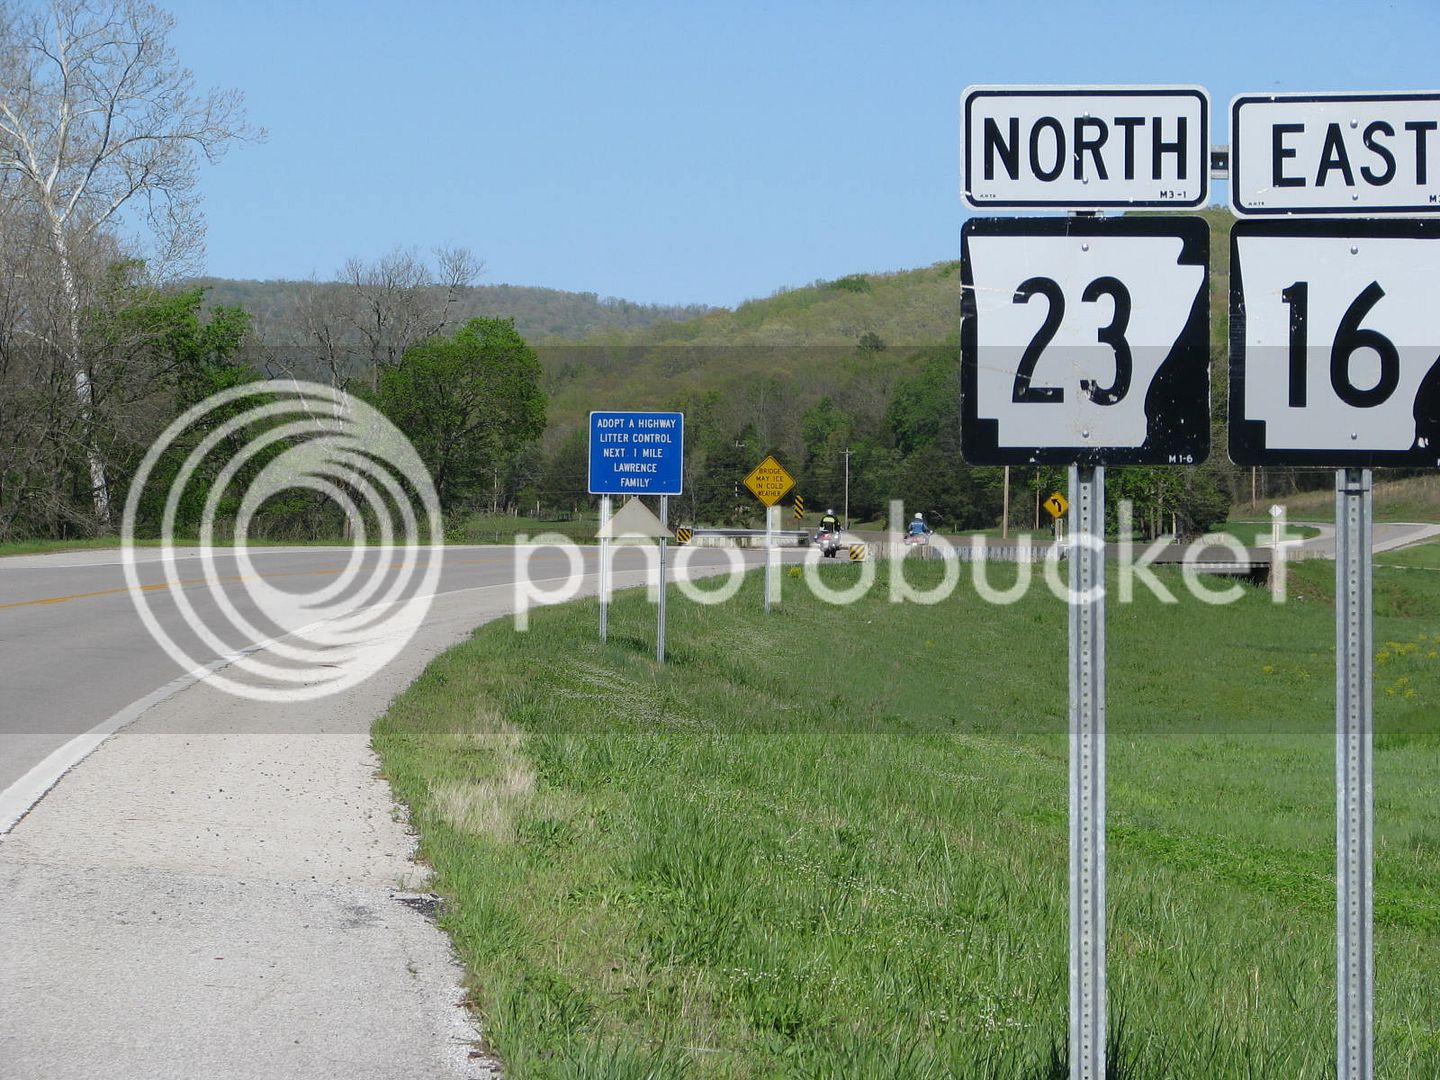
[962,86,1210,210]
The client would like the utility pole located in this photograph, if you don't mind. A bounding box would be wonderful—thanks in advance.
[842,447,853,529]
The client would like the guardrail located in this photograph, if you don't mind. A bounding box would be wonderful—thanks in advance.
[682,527,810,548]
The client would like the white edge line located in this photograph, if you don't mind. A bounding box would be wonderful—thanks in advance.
[0,653,237,833]
[0,556,755,835]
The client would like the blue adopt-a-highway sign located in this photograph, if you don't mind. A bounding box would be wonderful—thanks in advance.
[588,411,684,495]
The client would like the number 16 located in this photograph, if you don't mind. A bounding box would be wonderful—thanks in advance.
[1281,280,1400,409]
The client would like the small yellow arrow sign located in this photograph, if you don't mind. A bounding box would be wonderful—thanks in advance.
[743,455,795,507]
[1043,491,1069,521]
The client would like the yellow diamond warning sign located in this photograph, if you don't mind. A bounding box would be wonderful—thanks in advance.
[743,455,795,506]
[1043,491,1069,520]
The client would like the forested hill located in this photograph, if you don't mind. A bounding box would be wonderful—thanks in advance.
[541,208,1233,439]
[533,208,1237,533]
[538,261,966,461]
[633,262,965,347]
[193,277,714,343]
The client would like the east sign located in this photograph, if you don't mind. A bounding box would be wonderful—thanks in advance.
[1232,92,1440,216]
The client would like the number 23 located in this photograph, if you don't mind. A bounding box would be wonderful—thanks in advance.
[1011,276,1133,405]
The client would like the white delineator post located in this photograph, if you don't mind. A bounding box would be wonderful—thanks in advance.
[598,495,611,643]
[1068,464,1106,1080]
[1335,468,1374,1080]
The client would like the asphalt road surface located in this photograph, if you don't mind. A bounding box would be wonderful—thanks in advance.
[0,543,774,813]
[4,524,1437,820]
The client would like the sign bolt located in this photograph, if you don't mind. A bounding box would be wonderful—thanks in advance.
[1351,432,1359,440]
[1350,118,1359,129]
[1350,245,1359,255]
[1080,242,1090,252]
[1081,429,1090,439]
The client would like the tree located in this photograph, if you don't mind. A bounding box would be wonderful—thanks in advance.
[341,245,483,384]
[99,275,256,536]
[798,396,852,511]
[374,318,546,513]
[887,347,959,455]
[689,424,759,526]
[538,429,587,514]
[270,245,484,394]
[0,0,258,525]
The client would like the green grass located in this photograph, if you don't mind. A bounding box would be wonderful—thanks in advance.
[0,513,601,558]
[1380,538,1440,571]
[446,513,599,546]
[374,559,1440,1079]
[0,534,359,557]
[1236,475,1440,525]
[1225,520,1323,543]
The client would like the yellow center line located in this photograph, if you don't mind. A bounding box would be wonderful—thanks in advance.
[0,551,562,611]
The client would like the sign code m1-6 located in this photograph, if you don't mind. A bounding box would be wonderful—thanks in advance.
[960,216,1211,465]
[1229,219,1440,466]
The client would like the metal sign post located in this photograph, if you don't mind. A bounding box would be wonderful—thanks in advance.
[598,495,611,643]
[1336,468,1374,1080]
[1068,464,1106,1080]
[1229,210,1440,1080]
[742,455,794,615]
[657,495,669,664]
[587,410,684,649]
[764,504,775,613]
[961,88,1215,1080]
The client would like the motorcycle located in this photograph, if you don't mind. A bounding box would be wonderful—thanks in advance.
[812,527,843,558]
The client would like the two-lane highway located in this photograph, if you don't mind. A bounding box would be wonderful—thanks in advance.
[0,542,770,819]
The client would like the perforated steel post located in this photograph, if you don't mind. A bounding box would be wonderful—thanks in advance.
[1068,464,1106,1080]
[599,495,611,643]
[1335,468,1374,1080]
[657,495,668,664]
[764,505,775,613]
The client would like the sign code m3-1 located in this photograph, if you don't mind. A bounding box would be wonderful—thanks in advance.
[962,86,1210,210]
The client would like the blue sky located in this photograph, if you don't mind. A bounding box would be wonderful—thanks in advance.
[168,0,1440,307]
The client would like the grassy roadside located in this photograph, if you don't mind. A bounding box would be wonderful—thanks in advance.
[1225,521,1323,543]
[1234,474,1440,524]
[374,558,1440,1079]
[0,513,598,558]
[0,535,366,557]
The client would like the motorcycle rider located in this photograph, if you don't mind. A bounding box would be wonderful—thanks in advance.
[908,511,932,539]
[819,508,839,533]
